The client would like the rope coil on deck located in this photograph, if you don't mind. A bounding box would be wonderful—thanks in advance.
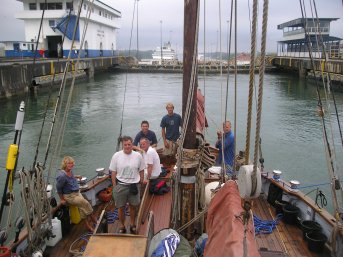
[253,214,282,235]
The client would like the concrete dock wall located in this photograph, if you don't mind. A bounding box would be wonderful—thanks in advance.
[0,57,122,99]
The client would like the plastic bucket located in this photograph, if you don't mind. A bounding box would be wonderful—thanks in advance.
[300,220,322,240]
[274,200,289,214]
[306,231,327,253]
[69,205,81,224]
[0,246,11,257]
[282,204,300,225]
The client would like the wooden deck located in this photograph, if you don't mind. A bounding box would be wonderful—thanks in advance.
[253,195,330,257]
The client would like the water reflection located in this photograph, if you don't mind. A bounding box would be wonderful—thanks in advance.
[0,71,343,214]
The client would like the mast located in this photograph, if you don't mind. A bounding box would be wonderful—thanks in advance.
[180,0,199,240]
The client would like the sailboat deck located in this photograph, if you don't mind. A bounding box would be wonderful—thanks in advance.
[253,195,330,257]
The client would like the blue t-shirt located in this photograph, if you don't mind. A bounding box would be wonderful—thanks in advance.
[160,113,182,142]
[56,170,79,195]
[215,131,235,170]
[133,130,158,146]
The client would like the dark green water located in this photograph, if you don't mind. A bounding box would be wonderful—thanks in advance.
[0,71,343,216]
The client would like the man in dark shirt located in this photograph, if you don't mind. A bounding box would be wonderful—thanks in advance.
[133,120,158,152]
[160,102,182,155]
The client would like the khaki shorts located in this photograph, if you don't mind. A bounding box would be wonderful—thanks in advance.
[64,191,93,219]
[163,139,178,156]
[113,183,140,208]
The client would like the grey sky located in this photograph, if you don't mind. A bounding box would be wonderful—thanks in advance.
[1,0,342,53]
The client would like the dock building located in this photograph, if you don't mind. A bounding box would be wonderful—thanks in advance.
[2,0,121,58]
[276,18,342,59]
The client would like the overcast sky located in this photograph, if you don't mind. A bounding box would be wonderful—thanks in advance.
[1,0,342,53]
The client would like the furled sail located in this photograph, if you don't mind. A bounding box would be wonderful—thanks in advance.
[204,181,260,257]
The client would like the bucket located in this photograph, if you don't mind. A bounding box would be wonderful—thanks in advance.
[0,247,11,257]
[46,217,62,247]
[282,204,300,225]
[306,231,327,253]
[300,220,322,240]
[69,205,81,224]
[274,200,289,214]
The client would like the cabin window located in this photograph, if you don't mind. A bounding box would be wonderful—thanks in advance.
[66,2,73,11]
[29,3,37,10]
[49,20,56,27]
[40,2,63,10]
[84,4,87,10]
[99,10,102,16]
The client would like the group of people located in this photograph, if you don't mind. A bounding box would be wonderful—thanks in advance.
[56,102,182,233]
[56,102,235,234]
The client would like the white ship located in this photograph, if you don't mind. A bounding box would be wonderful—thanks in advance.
[151,41,178,64]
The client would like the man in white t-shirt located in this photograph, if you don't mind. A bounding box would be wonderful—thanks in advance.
[109,136,145,234]
[139,137,162,180]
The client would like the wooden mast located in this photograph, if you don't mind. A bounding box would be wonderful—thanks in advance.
[180,0,199,240]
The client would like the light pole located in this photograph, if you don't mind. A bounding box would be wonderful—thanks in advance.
[227,20,230,56]
[136,0,139,60]
[160,20,163,65]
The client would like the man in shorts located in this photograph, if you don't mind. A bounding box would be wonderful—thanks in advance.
[109,136,145,234]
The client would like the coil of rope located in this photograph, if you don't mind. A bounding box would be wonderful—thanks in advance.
[253,214,282,235]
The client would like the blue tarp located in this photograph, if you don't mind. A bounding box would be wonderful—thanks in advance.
[54,15,80,41]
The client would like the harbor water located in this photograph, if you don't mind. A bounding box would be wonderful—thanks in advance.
[0,71,343,215]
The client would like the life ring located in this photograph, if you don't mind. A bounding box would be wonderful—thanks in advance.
[237,165,261,199]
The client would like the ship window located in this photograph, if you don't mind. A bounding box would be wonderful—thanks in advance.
[66,2,73,11]
[29,3,37,10]
[84,4,87,10]
[99,10,102,16]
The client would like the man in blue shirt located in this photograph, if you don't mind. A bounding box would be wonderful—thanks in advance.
[160,102,182,156]
[215,121,235,175]
[133,120,158,151]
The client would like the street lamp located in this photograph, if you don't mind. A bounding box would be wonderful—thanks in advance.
[136,0,139,60]
[160,20,163,65]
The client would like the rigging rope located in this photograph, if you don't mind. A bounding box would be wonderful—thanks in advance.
[298,0,342,220]
[245,0,258,165]
[32,9,73,169]
[46,0,90,181]
[251,0,269,197]
[116,0,137,151]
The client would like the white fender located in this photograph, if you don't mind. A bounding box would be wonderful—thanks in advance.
[205,182,222,206]
[237,165,261,199]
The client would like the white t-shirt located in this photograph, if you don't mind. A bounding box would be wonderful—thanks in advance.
[143,146,162,178]
[109,150,144,183]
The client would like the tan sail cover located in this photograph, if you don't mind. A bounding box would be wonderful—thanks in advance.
[204,181,260,257]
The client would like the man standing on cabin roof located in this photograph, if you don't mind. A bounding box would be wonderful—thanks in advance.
[109,136,145,234]
[139,137,162,181]
[215,121,235,176]
[133,120,158,152]
[160,102,182,156]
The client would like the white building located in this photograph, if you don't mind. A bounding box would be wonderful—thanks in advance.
[14,0,121,58]
[276,18,341,59]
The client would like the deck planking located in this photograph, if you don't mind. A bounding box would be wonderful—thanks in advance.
[252,195,330,257]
